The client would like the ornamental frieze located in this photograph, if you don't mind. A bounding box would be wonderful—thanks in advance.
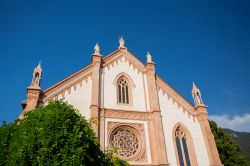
[104,109,151,120]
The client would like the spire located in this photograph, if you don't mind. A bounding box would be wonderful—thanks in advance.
[22,62,42,113]
[119,36,126,49]
[94,43,101,56]
[192,81,198,90]
[192,82,204,107]
[37,61,42,71]
[146,51,153,63]
[30,62,42,88]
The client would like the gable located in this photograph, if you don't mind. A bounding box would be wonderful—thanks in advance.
[102,53,148,111]
[103,49,146,73]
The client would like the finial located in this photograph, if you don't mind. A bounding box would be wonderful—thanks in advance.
[119,36,125,49]
[192,81,198,90]
[94,43,101,55]
[191,82,204,107]
[30,62,42,88]
[37,61,42,70]
[146,51,152,63]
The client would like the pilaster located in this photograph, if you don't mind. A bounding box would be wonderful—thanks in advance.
[99,107,106,150]
[90,54,102,136]
[146,62,168,165]
[196,106,222,166]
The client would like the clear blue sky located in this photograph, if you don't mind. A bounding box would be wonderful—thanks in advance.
[0,0,249,131]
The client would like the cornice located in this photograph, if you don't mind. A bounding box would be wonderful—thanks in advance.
[156,76,196,116]
[102,49,146,73]
[42,64,92,102]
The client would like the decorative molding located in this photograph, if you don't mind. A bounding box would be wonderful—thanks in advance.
[42,65,92,103]
[104,109,151,120]
[102,49,146,73]
[113,72,136,88]
[156,76,196,116]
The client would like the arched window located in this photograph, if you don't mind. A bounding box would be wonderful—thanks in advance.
[173,124,197,166]
[117,76,131,104]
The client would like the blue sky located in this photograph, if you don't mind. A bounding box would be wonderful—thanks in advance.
[0,0,249,131]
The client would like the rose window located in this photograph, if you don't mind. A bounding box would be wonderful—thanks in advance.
[110,127,139,158]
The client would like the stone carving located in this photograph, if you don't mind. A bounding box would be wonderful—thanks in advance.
[175,125,185,139]
[105,109,149,120]
[94,43,100,55]
[107,122,147,162]
[119,37,125,48]
[111,128,139,158]
[146,52,152,63]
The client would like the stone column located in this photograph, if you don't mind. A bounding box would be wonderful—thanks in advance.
[90,54,102,137]
[196,106,222,166]
[146,61,168,165]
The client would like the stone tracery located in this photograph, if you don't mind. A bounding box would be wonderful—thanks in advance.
[108,123,146,162]
[111,128,139,157]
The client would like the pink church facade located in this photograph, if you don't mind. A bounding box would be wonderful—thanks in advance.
[21,38,222,166]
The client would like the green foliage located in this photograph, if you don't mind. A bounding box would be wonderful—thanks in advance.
[223,128,250,160]
[209,120,250,166]
[0,101,129,166]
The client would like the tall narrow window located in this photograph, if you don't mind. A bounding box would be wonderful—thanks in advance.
[175,125,191,166]
[117,76,131,104]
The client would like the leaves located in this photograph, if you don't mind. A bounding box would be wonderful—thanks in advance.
[0,101,129,166]
[209,120,250,166]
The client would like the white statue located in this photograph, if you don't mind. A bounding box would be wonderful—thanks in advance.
[94,43,100,55]
[146,52,152,63]
[119,37,125,48]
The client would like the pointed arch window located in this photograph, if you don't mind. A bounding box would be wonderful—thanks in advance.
[174,124,197,166]
[117,76,132,104]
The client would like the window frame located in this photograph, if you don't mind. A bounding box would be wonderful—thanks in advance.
[116,75,133,106]
[173,123,198,166]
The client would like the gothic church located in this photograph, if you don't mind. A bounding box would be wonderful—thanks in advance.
[21,38,222,166]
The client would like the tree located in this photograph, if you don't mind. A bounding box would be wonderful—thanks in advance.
[209,120,250,166]
[0,101,129,166]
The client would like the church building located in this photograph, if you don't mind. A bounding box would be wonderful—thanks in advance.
[21,38,222,166]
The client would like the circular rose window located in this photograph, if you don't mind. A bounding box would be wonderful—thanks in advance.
[110,126,141,159]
